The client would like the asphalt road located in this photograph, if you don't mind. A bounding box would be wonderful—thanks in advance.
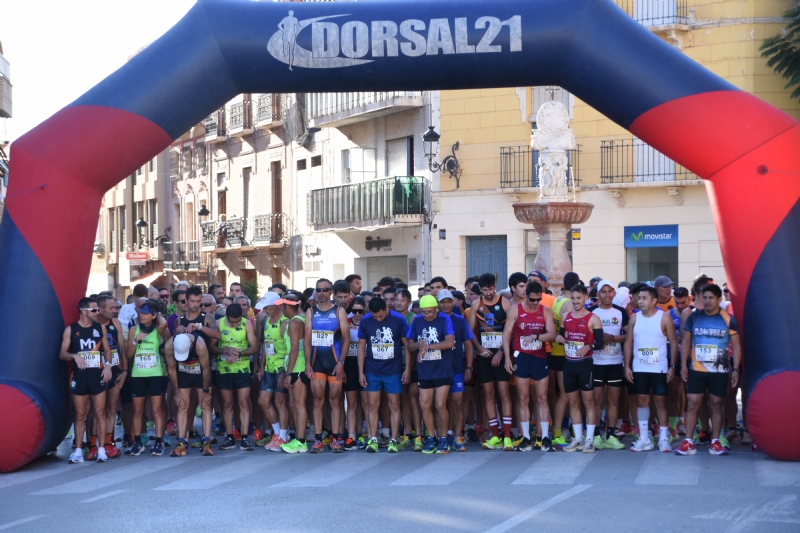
[1,429,798,533]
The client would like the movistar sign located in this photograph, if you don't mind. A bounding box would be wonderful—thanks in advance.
[624,224,678,248]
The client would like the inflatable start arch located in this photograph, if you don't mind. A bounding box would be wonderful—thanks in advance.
[1,0,799,471]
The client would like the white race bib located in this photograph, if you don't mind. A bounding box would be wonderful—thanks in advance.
[312,330,334,347]
[520,336,542,352]
[565,341,585,358]
[179,363,201,374]
[695,344,718,363]
[79,351,101,368]
[421,349,442,361]
[481,332,503,349]
[372,343,394,360]
[348,343,358,358]
[601,342,619,355]
[637,347,659,364]
[110,350,120,367]
[211,360,218,371]
[135,353,157,369]
[263,340,275,356]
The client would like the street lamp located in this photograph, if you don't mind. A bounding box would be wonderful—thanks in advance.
[136,217,147,248]
[198,205,210,217]
[421,125,461,188]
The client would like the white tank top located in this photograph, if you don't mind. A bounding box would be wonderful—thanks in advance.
[632,310,668,373]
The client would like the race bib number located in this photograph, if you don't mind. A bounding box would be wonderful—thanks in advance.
[637,347,659,364]
[110,350,120,367]
[348,343,358,358]
[565,341,585,358]
[312,330,334,347]
[481,332,503,349]
[372,343,394,360]
[135,352,157,369]
[695,344,718,363]
[421,349,442,361]
[601,342,619,355]
[179,363,201,374]
[79,351,101,368]
[211,359,218,371]
[520,336,542,352]
[263,340,275,356]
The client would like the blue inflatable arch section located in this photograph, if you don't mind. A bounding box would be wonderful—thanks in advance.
[2,0,799,471]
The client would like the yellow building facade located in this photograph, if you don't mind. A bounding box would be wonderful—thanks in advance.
[431,0,799,290]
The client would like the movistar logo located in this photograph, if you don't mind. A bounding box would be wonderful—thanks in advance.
[631,231,643,242]
[267,11,522,70]
[630,230,673,241]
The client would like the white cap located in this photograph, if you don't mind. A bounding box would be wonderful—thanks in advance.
[255,291,281,310]
[596,280,615,292]
[436,289,455,301]
[612,287,631,308]
[173,334,192,362]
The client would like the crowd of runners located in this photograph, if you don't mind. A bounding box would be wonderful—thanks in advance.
[64,269,749,463]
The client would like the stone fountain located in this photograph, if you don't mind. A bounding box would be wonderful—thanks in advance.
[512,95,594,294]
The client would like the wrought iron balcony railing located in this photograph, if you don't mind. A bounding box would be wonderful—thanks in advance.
[500,146,581,189]
[204,109,227,142]
[600,139,697,184]
[256,94,282,126]
[615,0,688,26]
[201,213,296,250]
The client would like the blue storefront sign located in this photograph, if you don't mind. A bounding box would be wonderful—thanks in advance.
[624,224,678,248]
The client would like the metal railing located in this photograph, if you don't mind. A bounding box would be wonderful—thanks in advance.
[257,94,282,124]
[163,242,174,266]
[307,176,425,227]
[500,146,581,189]
[229,101,252,131]
[306,92,421,119]
[615,0,688,26]
[600,139,697,183]
[204,109,227,139]
[201,220,217,249]
[187,240,200,269]
[201,213,296,249]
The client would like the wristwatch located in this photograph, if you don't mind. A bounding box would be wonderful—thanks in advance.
[669,365,677,369]
[466,366,473,371]
[732,368,741,373]
[202,387,210,393]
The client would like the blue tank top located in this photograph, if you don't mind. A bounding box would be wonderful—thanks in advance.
[310,305,342,362]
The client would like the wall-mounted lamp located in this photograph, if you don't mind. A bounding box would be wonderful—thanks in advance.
[422,125,461,188]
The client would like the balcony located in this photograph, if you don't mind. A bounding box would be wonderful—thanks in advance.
[500,146,581,189]
[228,100,253,137]
[615,0,689,48]
[187,240,200,270]
[600,139,697,184]
[202,213,296,251]
[204,109,227,144]
[306,92,423,128]
[0,52,10,119]
[307,176,425,231]
[256,94,282,129]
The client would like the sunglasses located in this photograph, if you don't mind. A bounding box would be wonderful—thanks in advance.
[527,297,541,303]
[201,303,215,308]
[159,295,169,300]
[177,300,187,304]
[351,308,365,314]
[81,308,99,313]
[316,288,332,293]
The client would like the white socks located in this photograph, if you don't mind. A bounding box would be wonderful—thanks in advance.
[272,422,280,435]
[658,425,668,442]
[521,421,530,439]
[539,422,549,440]
[585,424,596,443]
[574,425,584,443]
[637,407,650,439]
[279,429,288,441]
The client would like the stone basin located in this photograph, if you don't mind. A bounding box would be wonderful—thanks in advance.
[511,202,594,226]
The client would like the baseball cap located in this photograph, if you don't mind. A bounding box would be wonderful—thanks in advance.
[470,283,481,296]
[589,276,602,286]
[419,295,439,308]
[612,287,631,308]
[275,298,299,306]
[436,289,454,302]
[596,280,615,292]
[528,270,547,282]
[136,303,157,315]
[255,292,281,310]
[173,334,192,362]
[653,275,674,288]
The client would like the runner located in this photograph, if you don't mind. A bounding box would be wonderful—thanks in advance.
[527,270,555,308]
[676,284,741,456]
[357,297,410,453]
[211,303,258,451]
[549,271,579,448]
[344,297,369,450]
[346,273,363,298]
[165,332,214,456]
[587,281,628,450]
[126,299,171,457]
[557,285,604,453]
[279,293,312,454]
[667,287,690,438]
[95,295,126,459]
[61,297,113,463]
[502,281,557,452]
[255,292,290,451]
[469,273,514,451]
[407,295,455,454]
[305,278,350,453]
[654,276,676,312]
[623,285,678,452]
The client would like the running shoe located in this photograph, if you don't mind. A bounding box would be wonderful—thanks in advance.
[68,449,84,464]
[512,436,524,448]
[551,435,569,449]
[414,436,424,452]
[630,438,653,452]
[483,436,503,450]
[658,438,672,453]
[104,442,121,459]
[163,435,171,447]
[719,434,731,450]
[388,439,399,453]
[201,442,215,456]
[141,434,151,447]
[264,434,281,452]
[166,420,177,436]
[534,436,543,450]
[309,440,325,454]
[97,447,108,462]
[725,428,741,445]
[503,437,514,451]
[330,437,343,453]
[674,439,697,456]
[582,440,595,454]
[220,436,237,450]
[593,435,605,451]
[378,434,390,448]
[151,441,164,456]
[466,427,481,443]
[677,420,687,436]
[435,438,450,454]
[564,438,584,452]
[452,436,467,452]
[398,436,413,450]
[170,442,188,457]
[188,428,200,439]
[603,435,625,450]
[321,433,333,446]
[233,429,242,441]
[515,437,532,451]
[697,430,711,444]
[620,422,634,436]
[357,436,367,450]
[366,438,379,453]
[422,437,437,454]
[253,429,265,445]
[86,446,98,461]
[612,427,627,440]
[281,439,308,454]
[126,442,144,456]
[709,440,728,455]
[541,436,555,452]
[240,438,254,451]
[255,434,271,447]
[741,429,752,445]
[343,437,358,451]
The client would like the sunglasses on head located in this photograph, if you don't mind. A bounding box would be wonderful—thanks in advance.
[674,289,689,298]
[201,303,215,308]
[81,308,99,313]
[351,308,365,314]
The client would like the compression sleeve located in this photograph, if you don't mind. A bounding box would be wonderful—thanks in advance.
[593,329,605,350]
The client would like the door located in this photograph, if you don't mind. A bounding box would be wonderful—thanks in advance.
[466,236,507,288]
[366,256,408,290]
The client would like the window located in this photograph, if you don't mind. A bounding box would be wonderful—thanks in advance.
[148,158,155,173]
[118,206,127,251]
[137,166,143,176]
[149,200,158,240]
[186,202,195,241]
[311,155,322,167]
[196,142,206,170]
[341,149,350,184]
[108,209,115,253]
[624,225,678,284]
[386,137,412,177]
[169,150,179,175]
[182,146,193,174]
[131,172,137,186]
[217,172,226,188]
[296,159,307,171]
[349,147,376,182]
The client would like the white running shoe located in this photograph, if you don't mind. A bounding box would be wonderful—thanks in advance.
[96,447,108,462]
[630,437,654,452]
[658,438,672,453]
[564,438,584,452]
[68,449,84,464]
